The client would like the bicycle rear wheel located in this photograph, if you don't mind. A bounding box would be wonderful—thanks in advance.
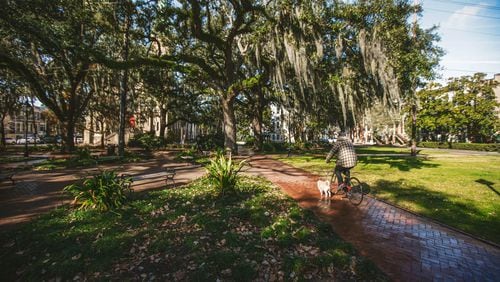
[329,173,345,195]
[347,177,363,205]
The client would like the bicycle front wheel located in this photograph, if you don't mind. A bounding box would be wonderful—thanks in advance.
[347,177,363,205]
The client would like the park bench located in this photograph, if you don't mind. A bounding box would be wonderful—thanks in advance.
[0,169,16,185]
[119,173,134,191]
[180,155,195,165]
[165,168,176,186]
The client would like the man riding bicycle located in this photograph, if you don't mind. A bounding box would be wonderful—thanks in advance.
[325,132,357,188]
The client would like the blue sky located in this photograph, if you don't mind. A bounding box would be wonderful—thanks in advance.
[419,0,500,82]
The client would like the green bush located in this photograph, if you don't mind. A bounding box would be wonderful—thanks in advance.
[123,150,143,162]
[64,170,133,211]
[244,136,255,147]
[46,144,61,152]
[262,142,288,152]
[206,152,245,195]
[128,133,163,151]
[196,133,224,151]
[76,147,92,159]
[418,142,498,152]
[177,148,196,158]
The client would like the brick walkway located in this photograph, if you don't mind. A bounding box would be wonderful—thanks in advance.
[245,156,500,282]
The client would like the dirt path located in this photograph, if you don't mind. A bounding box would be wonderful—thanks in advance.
[245,155,500,281]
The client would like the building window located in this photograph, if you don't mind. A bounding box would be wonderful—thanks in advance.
[7,122,14,133]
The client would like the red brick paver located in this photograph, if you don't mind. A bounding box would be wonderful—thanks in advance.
[245,156,500,282]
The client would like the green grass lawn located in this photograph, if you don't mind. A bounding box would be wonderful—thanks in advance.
[33,153,146,171]
[0,156,43,164]
[278,147,500,244]
[0,176,386,281]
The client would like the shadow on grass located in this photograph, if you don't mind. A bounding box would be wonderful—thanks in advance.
[367,179,499,244]
[0,176,388,281]
[355,146,409,155]
[357,156,439,171]
[476,179,499,196]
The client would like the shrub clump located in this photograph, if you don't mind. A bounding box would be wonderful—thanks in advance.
[206,152,246,195]
[128,133,163,151]
[418,141,498,152]
[64,170,133,211]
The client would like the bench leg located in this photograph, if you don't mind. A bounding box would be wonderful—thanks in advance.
[0,175,15,185]
[165,177,175,186]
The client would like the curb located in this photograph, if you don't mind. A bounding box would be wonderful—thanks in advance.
[365,194,500,249]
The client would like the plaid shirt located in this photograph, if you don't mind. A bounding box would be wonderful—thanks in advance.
[326,138,357,168]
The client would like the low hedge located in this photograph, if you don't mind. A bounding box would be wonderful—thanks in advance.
[418,142,499,152]
[262,142,288,152]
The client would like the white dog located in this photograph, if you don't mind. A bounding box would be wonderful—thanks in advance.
[317,179,331,198]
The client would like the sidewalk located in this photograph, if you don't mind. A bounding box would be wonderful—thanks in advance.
[245,156,500,282]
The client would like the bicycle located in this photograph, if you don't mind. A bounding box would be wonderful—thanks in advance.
[329,168,364,205]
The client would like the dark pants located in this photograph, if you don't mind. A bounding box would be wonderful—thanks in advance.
[335,165,352,184]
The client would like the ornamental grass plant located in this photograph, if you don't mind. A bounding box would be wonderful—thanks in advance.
[64,170,133,211]
[206,151,246,195]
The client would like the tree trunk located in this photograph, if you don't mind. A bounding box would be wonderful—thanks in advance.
[24,104,29,157]
[89,111,94,145]
[159,106,167,140]
[30,99,38,147]
[0,115,5,149]
[149,113,155,134]
[410,103,417,156]
[100,121,105,149]
[252,115,263,151]
[118,68,128,157]
[62,120,76,153]
[118,10,131,158]
[251,89,264,151]
[222,95,237,154]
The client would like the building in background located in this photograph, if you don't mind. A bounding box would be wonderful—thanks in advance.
[493,73,500,119]
[82,107,201,146]
[3,105,47,140]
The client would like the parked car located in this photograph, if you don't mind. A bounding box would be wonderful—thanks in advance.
[43,136,62,144]
[16,137,41,144]
[4,137,16,145]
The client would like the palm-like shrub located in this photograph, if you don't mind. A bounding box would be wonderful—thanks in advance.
[206,152,246,195]
[64,170,133,211]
